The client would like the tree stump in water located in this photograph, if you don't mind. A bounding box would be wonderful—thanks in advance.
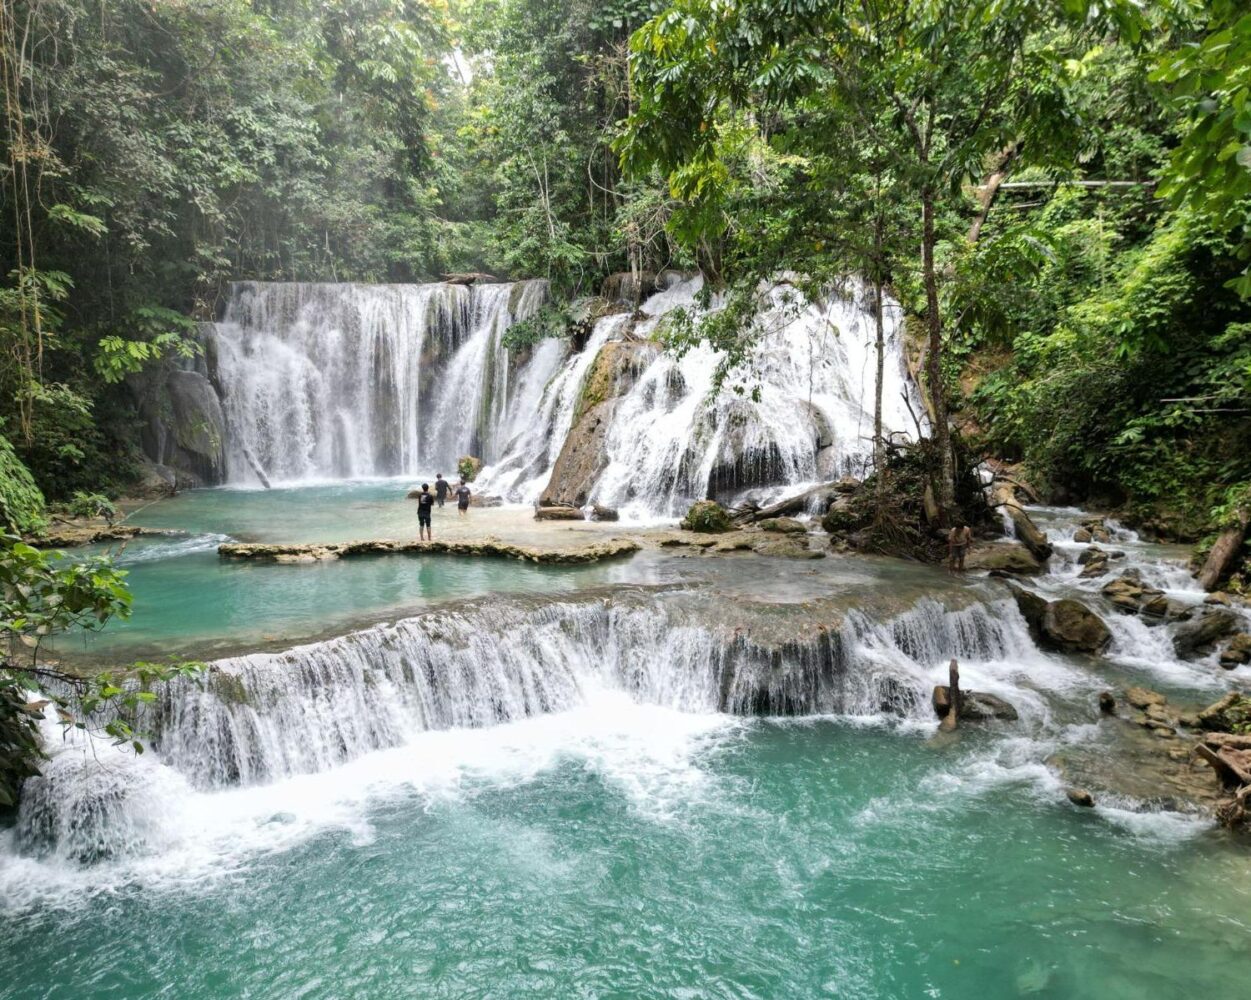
[939,659,961,732]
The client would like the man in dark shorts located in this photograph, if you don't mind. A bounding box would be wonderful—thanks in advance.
[416,483,435,540]
[455,479,471,516]
[948,518,973,573]
[435,473,449,507]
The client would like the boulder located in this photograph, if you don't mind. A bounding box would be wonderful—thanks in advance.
[931,685,1019,722]
[1073,527,1093,544]
[821,500,860,535]
[1101,571,1164,615]
[1041,599,1112,653]
[1172,609,1239,659]
[590,504,619,522]
[131,367,227,484]
[757,517,806,534]
[1066,787,1096,808]
[1079,551,1109,578]
[129,460,178,499]
[1124,686,1166,710]
[1098,691,1116,715]
[753,537,824,559]
[1091,527,1111,544]
[1196,692,1251,733]
[681,500,736,534]
[1076,545,1104,565]
[601,270,658,304]
[541,341,657,508]
[1006,582,1048,640]
[1218,633,1251,669]
[965,542,1044,575]
[540,400,616,508]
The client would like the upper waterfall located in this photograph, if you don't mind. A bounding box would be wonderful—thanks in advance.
[210,279,547,484]
[208,274,921,512]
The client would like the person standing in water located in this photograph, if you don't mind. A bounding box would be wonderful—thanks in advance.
[455,478,471,516]
[416,483,435,541]
[434,473,449,507]
[948,519,973,573]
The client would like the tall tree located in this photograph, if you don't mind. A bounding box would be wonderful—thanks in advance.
[619,0,1089,517]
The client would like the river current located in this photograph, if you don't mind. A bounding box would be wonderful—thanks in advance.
[2,486,1249,998]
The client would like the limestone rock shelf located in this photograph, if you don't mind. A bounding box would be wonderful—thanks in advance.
[218,536,641,565]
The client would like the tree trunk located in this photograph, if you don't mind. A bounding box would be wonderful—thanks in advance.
[872,213,886,515]
[1196,509,1250,591]
[921,189,955,519]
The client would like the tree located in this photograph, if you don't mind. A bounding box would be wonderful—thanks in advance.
[0,535,202,806]
[620,0,1094,517]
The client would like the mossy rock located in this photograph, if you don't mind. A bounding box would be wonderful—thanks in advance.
[821,504,860,534]
[680,500,735,533]
[758,517,806,534]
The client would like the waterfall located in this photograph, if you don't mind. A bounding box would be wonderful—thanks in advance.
[478,277,924,517]
[210,280,546,484]
[12,590,1048,863]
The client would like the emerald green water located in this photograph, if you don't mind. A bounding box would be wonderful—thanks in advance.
[2,713,1247,999]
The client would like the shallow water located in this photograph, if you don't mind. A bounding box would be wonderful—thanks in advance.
[2,711,1247,1000]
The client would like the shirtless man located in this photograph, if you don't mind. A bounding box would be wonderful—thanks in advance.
[948,519,973,573]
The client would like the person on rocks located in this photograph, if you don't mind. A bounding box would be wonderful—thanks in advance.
[416,483,435,541]
[948,519,973,573]
[435,473,449,508]
[455,478,472,516]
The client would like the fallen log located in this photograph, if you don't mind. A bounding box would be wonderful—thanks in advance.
[991,481,1052,561]
[734,482,841,524]
[1196,509,1249,591]
[441,272,500,285]
[1193,743,1251,788]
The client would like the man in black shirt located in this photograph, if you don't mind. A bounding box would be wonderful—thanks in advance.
[417,483,435,540]
[434,473,449,507]
[455,479,471,516]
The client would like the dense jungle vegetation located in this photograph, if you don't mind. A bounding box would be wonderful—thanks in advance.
[0,0,1247,540]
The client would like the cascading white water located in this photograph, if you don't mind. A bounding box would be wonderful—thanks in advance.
[211,280,546,484]
[478,277,924,517]
[591,278,922,517]
[13,591,1044,863]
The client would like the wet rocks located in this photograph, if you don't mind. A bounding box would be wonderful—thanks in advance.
[1195,692,1251,733]
[964,542,1044,575]
[753,537,824,559]
[218,537,641,565]
[1124,686,1166,710]
[931,686,1018,722]
[680,500,736,533]
[1004,583,1111,652]
[1218,633,1251,669]
[1066,787,1096,808]
[1172,609,1240,659]
[590,504,619,522]
[757,517,806,534]
[1041,598,1113,653]
[1098,691,1117,715]
[1077,546,1109,578]
[1073,527,1093,544]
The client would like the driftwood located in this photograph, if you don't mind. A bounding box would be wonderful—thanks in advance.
[733,481,840,524]
[1196,509,1249,591]
[939,659,961,732]
[1194,743,1251,788]
[441,272,501,286]
[242,445,272,489]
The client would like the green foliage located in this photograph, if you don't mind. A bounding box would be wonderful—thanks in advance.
[679,500,734,533]
[0,534,204,807]
[500,303,571,351]
[0,434,46,536]
[1150,0,1251,297]
[65,492,118,526]
[457,455,481,482]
